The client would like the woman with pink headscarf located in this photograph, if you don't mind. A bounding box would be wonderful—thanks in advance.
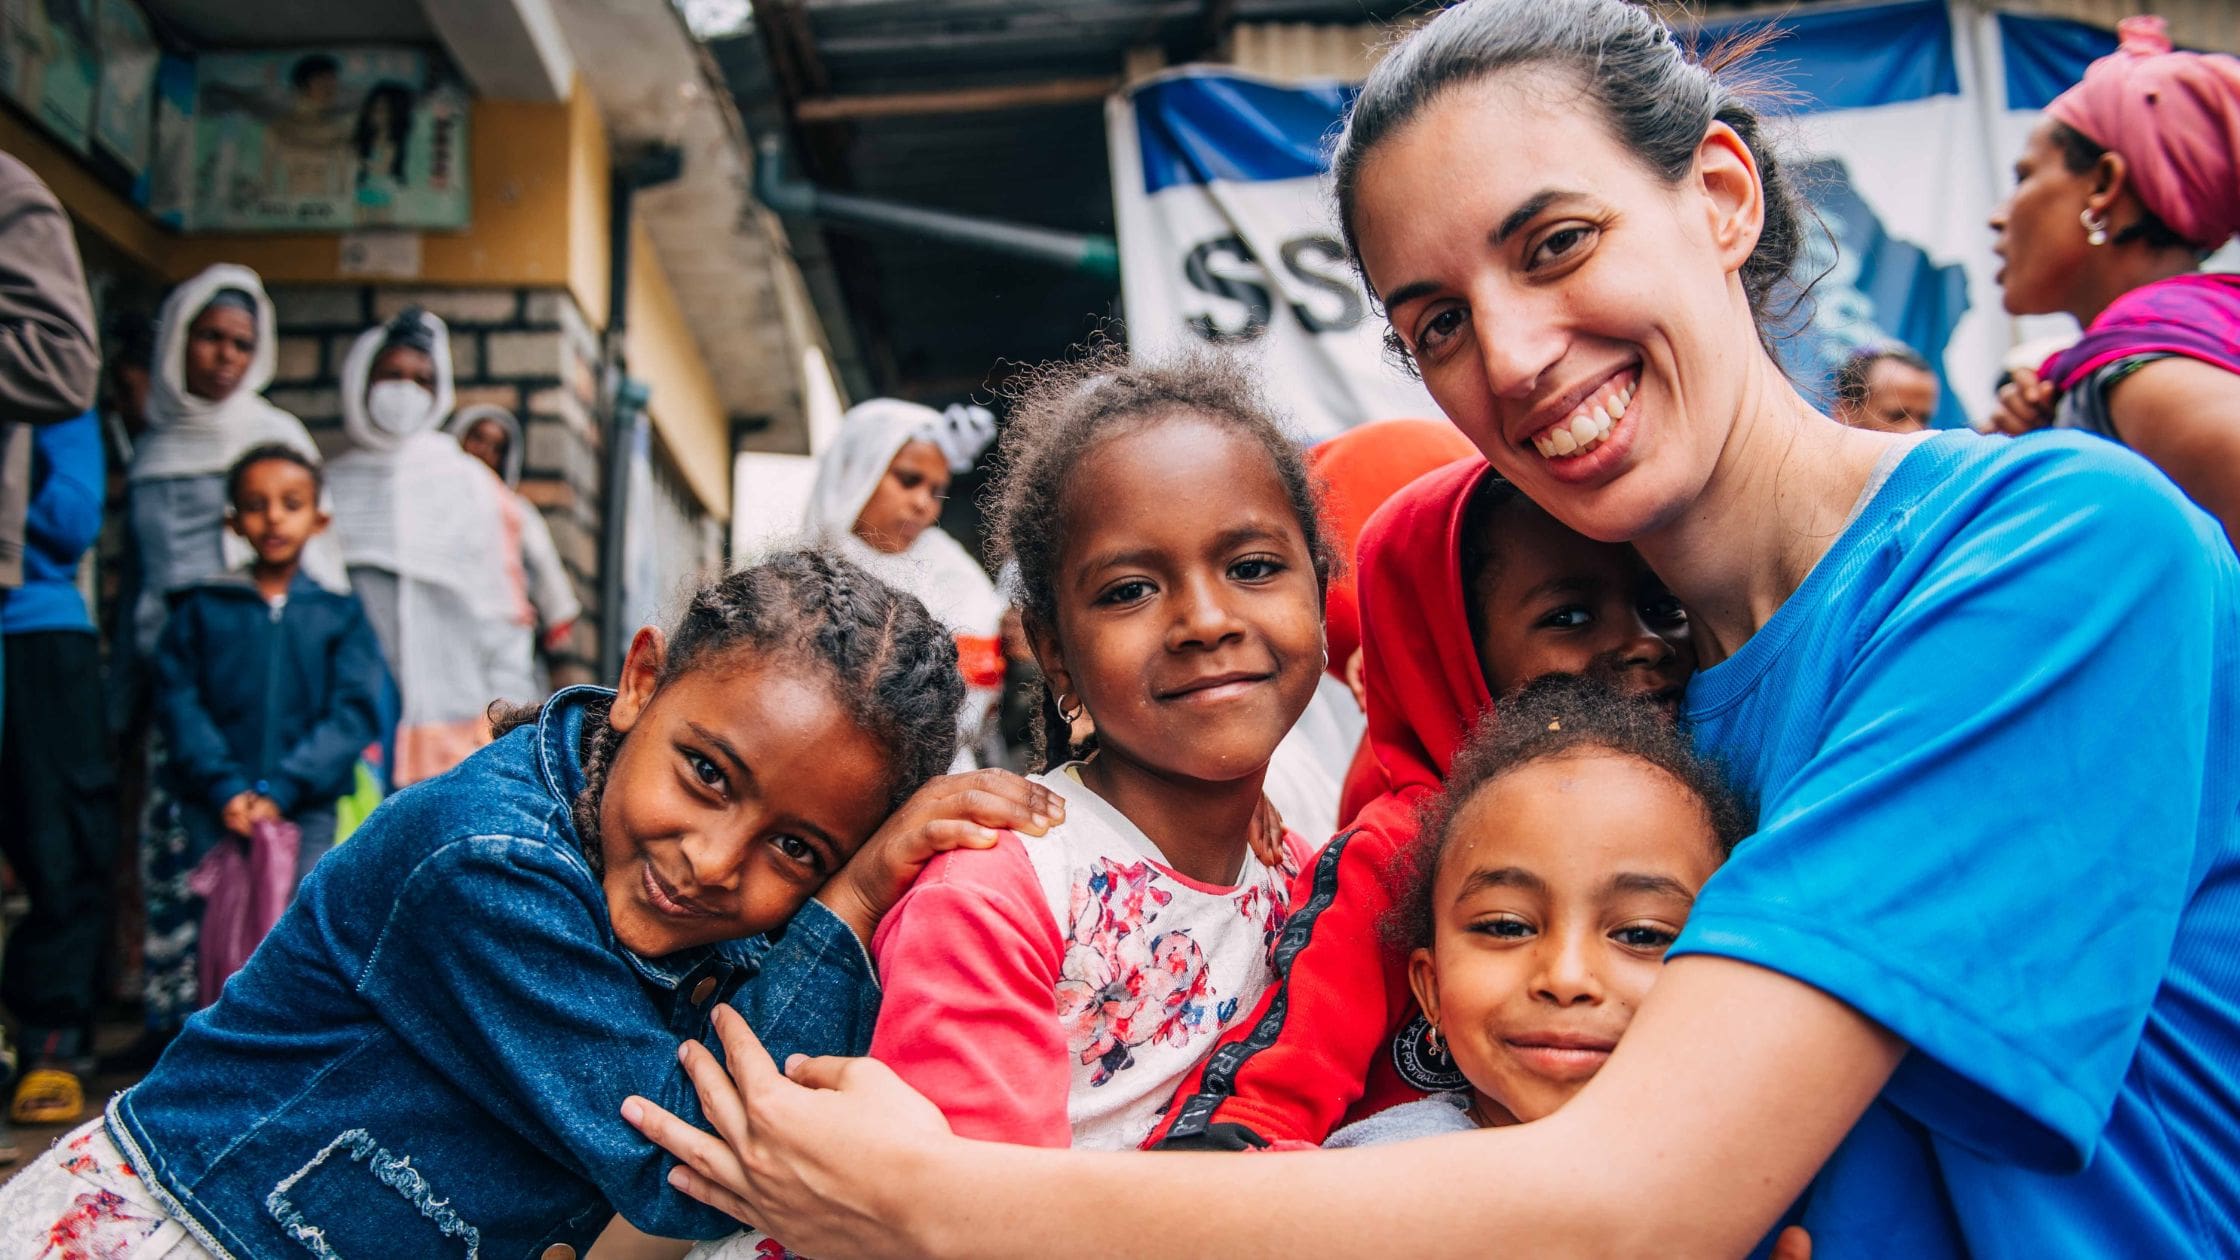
[1988,15,2240,542]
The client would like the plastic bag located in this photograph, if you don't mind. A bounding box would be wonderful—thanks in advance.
[187,818,301,1006]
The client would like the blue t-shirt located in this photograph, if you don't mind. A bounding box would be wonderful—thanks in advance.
[1674,431,2238,1256]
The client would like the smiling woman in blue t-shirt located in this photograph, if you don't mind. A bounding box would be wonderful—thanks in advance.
[621,1,2239,1254]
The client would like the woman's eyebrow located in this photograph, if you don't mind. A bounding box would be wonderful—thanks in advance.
[1492,189,1572,246]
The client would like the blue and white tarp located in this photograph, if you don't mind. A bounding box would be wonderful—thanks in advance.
[1108,1,2152,435]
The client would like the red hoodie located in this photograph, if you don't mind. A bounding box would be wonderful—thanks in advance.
[1149,458,1495,1149]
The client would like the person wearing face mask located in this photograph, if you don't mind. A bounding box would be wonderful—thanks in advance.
[327,308,532,785]
[803,399,1005,770]
[116,265,344,1068]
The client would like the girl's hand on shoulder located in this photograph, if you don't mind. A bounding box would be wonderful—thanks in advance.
[818,769,1065,944]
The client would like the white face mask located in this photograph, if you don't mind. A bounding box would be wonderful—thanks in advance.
[366,379,437,437]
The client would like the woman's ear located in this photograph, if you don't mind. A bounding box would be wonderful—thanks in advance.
[609,626,666,734]
[2088,150,2132,219]
[1407,945,1442,1030]
[1696,121,1766,276]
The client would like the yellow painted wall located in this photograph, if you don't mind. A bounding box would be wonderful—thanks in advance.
[566,86,612,329]
[626,215,730,518]
[167,96,579,286]
[5,80,733,519]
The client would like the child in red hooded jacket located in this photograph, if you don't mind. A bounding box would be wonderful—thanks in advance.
[1150,459,1694,1149]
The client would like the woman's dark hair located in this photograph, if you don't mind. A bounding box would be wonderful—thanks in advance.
[2047,122,2202,254]
[1331,0,1810,359]
[987,346,1339,768]
[495,549,965,873]
[225,442,323,505]
[1392,674,1749,949]
[1832,343,1932,408]
[354,82,416,183]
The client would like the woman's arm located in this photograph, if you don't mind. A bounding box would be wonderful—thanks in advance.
[629,955,1900,1258]
[2104,356,2240,543]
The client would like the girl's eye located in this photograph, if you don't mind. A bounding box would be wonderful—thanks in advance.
[1096,578,1154,606]
[1415,306,1468,357]
[1230,556,1284,582]
[1467,915,1534,940]
[1537,605,1592,630]
[1613,922,1678,951]
[1530,225,1596,268]
[772,834,822,873]
[1641,596,1688,628]
[686,752,724,789]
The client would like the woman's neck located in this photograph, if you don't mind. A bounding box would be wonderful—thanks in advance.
[1076,750,1264,886]
[2067,246,2201,327]
[1632,355,1894,669]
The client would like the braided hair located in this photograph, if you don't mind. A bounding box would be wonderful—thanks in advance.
[500,550,964,874]
[985,346,1340,770]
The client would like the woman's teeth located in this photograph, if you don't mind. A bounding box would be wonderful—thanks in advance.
[1532,379,1634,459]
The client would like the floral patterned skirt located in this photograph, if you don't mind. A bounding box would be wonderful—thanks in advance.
[0,1119,217,1260]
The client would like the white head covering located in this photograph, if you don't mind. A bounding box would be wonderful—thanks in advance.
[131,263,320,483]
[802,399,1004,637]
[443,402,524,487]
[326,310,519,619]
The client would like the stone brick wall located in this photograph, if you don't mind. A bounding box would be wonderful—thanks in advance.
[265,284,609,686]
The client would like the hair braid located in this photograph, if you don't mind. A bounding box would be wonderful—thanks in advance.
[494,549,969,870]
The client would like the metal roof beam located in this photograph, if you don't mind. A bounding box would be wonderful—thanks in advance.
[793,75,1120,122]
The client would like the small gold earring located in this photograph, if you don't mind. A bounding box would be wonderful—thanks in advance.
[2081,208,2110,247]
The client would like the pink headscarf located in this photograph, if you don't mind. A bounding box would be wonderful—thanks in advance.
[2046,16,2240,249]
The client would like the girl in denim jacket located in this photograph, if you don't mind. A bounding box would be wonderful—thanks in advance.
[0,549,1064,1260]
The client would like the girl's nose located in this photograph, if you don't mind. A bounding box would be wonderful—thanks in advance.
[1169,572,1245,648]
[1531,932,1606,1007]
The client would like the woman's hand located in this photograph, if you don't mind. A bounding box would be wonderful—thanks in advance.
[622,1005,955,1256]
[816,769,1064,945]
[1984,366,2057,435]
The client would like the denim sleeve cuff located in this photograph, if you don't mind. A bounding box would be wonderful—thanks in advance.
[783,898,879,989]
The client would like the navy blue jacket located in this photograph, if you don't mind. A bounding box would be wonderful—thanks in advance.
[153,570,390,816]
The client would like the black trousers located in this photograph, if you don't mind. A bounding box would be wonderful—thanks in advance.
[0,630,118,1041]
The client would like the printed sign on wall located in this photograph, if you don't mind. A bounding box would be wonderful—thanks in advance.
[190,48,468,232]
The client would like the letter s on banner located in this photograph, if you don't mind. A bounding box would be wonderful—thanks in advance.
[1110,70,1439,441]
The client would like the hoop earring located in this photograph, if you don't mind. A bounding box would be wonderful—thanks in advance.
[2081,208,2111,247]
[1056,693,1084,724]
[1426,1024,1445,1055]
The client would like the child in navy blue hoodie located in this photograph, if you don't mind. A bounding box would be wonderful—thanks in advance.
[154,444,388,887]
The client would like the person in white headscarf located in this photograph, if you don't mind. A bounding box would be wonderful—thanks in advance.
[804,399,1005,768]
[127,264,341,656]
[443,403,581,662]
[122,263,344,1056]
[327,308,531,785]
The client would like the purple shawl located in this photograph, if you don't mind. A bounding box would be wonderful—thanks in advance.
[2040,272,2240,393]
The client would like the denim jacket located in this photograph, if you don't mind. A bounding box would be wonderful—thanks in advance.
[108,686,882,1259]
